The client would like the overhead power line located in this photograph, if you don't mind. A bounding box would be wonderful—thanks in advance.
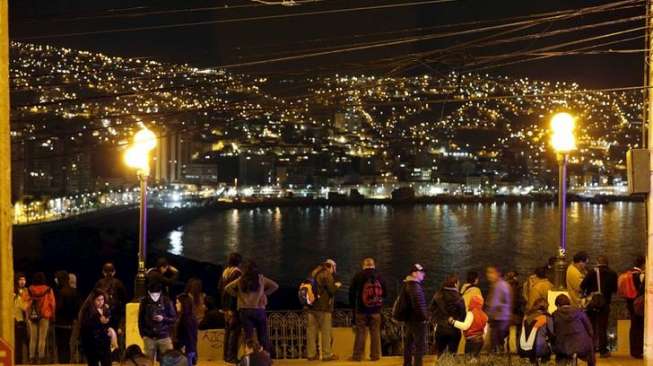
[14,0,459,40]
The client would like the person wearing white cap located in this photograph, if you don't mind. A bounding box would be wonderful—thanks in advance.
[305,259,341,361]
[398,264,428,366]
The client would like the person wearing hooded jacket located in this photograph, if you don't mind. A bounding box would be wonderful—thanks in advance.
[518,298,553,365]
[552,294,595,366]
[451,295,488,359]
[460,271,483,311]
[27,272,56,364]
[430,274,465,357]
[401,264,429,366]
[522,267,553,312]
[305,259,341,361]
[138,282,177,362]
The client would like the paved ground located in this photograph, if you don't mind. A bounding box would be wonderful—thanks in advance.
[263,356,642,365]
[29,355,646,366]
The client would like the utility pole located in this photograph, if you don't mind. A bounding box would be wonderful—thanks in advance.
[646,0,653,364]
[0,0,14,348]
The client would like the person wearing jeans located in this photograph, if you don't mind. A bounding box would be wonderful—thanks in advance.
[27,272,56,364]
[348,258,386,361]
[306,259,341,361]
[224,261,278,353]
[138,282,177,362]
[218,253,243,364]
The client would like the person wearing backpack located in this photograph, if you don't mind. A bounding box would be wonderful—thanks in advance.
[217,252,243,364]
[27,272,56,364]
[518,298,553,365]
[580,255,617,358]
[619,256,645,359]
[459,271,483,311]
[348,257,387,361]
[430,274,465,357]
[304,259,341,361]
[396,264,428,366]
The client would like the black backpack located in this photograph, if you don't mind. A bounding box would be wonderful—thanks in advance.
[28,288,50,322]
[392,285,410,321]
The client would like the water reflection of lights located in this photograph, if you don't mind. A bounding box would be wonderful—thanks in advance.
[169,229,184,255]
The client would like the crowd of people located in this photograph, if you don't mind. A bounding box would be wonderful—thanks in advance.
[393,252,646,366]
[12,251,646,366]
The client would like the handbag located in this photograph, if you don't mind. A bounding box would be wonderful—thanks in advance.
[582,268,606,311]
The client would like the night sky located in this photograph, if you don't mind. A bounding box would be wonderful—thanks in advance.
[9,0,647,88]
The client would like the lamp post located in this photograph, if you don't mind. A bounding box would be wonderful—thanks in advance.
[124,127,157,299]
[550,112,576,289]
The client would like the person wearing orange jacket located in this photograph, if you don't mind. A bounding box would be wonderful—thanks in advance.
[27,272,56,364]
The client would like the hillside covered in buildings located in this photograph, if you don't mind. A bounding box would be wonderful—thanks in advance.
[9,42,643,201]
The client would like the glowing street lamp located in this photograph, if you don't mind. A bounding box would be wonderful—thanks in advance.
[124,126,157,298]
[550,112,576,289]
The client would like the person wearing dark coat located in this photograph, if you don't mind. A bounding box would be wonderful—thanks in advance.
[198,296,225,330]
[95,262,129,335]
[348,257,387,361]
[580,255,618,357]
[174,293,198,366]
[552,294,595,366]
[138,282,177,362]
[54,270,82,364]
[430,274,465,357]
[402,264,429,366]
[238,340,272,366]
[79,289,112,366]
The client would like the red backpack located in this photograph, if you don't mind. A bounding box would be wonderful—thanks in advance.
[618,270,639,299]
[361,277,383,308]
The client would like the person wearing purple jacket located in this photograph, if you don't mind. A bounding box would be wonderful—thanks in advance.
[552,294,595,366]
[486,266,513,353]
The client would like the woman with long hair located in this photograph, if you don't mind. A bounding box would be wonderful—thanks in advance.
[79,288,112,366]
[184,278,207,323]
[225,260,278,352]
[174,293,198,366]
[430,274,466,357]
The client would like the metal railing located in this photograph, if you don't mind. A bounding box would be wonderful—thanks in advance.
[267,300,632,359]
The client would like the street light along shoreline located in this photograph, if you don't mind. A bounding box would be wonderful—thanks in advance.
[124,126,157,299]
[550,112,576,290]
